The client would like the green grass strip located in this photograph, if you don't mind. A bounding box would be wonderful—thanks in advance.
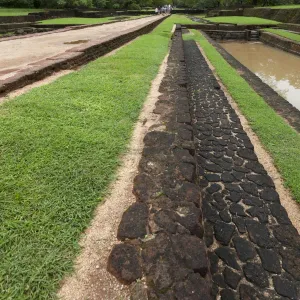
[184,30,300,204]
[258,5,300,9]
[0,15,192,299]
[205,16,280,25]
[0,8,45,16]
[263,28,300,43]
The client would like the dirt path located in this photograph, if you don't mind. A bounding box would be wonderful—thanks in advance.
[0,15,162,81]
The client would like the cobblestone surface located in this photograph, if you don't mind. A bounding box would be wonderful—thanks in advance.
[108,27,300,299]
[184,38,300,299]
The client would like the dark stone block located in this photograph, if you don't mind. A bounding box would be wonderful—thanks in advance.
[269,203,291,225]
[257,248,281,274]
[107,244,142,285]
[230,203,247,217]
[144,131,174,148]
[203,200,220,223]
[246,174,274,187]
[220,288,237,300]
[204,221,214,247]
[209,251,219,274]
[147,262,173,292]
[280,248,300,281]
[171,234,208,276]
[227,191,242,203]
[205,173,221,182]
[246,219,273,248]
[212,273,226,288]
[241,182,258,196]
[221,172,236,183]
[260,187,280,202]
[117,203,148,240]
[205,163,222,173]
[153,209,177,234]
[233,236,256,262]
[243,196,263,207]
[176,182,201,206]
[243,263,269,288]
[174,273,212,300]
[224,267,241,289]
[273,276,298,299]
[214,221,235,245]
[220,209,231,223]
[273,225,300,248]
[207,183,222,194]
[232,216,246,233]
[215,247,241,270]
[179,162,195,182]
[237,148,257,161]
[133,173,155,202]
[239,284,262,300]
[246,206,269,223]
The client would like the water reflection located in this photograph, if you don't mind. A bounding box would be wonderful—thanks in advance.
[221,41,300,111]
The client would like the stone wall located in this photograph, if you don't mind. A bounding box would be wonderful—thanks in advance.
[204,30,247,40]
[244,8,300,24]
[278,23,300,33]
[260,31,300,56]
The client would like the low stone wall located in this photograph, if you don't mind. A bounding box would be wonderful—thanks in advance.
[260,31,300,56]
[244,8,300,24]
[0,22,33,33]
[205,30,247,40]
[0,16,167,96]
[185,23,275,31]
[278,23,300,33]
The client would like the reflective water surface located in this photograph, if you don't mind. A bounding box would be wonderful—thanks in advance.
[221,41,300,111]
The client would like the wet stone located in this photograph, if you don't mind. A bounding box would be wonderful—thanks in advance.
[107,244,142,285]
[214,221,235,245]
[117,203,148,240]
[215,247,241,270]
[273,276,298,299]
[258,248,281,274]
[243,262,269,288]
[233,236,256,262]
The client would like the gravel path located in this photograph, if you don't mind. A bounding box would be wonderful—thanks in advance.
[0,16,161,80]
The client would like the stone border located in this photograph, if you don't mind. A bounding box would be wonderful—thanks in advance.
[200,31,300,133]
[260,31,300,56]
[185,23,276,31]
[0,16,167,96]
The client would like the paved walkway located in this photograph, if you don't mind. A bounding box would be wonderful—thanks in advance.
[107,27,300,299]
[0,16,161,80]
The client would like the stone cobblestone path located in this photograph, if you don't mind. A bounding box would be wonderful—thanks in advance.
[107,26,300,299]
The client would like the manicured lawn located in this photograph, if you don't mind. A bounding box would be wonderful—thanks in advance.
[0,8,45,16]
[258,5,300,9]
[184,30,300,204]
[0,15,192,299]
[263,28,300,43]
[39,15,147,25]
[205,16,280,25]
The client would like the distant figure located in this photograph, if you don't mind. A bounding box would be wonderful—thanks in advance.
[155,7,159,15]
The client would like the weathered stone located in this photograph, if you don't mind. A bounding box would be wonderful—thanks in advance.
[260,187,280,202]
[239,284,262,300]
[205,163,222,173]
[257,248,281,274]
[241,182,258,196]
[219,209,231,223]
[246,174,274,187]
[246,206,269,223]
[204,221,214,247]
[205,173,221,182]
[176,182,201,205]
[153,209,177,234]
[224,267,241,290]
[232,216,246,233]
[243,196,263,207]
[280,248,300,281]
[269,203,291,225]
[230,203,247,217]
[203,200,220,223]
[215,247,241,270]
[243,263,269,288]
[246,220,273,248]
[130,281,148,300]
[179,162,195,182]
[233,236,256,262]
[220,288,237,300]
[221,172,236,183]
[147,262,173,292]
[207,183,222,194]
[237,148,257,161]
[273,276,298,299]
[144,131,174,148]
[273,225,300,248]
[209,251,219,274]
[107,244,142,285]
[133,173,156,202]
[174,273,212,300]
[214,221,235,245]
[227,191,242,203]
[212,273,226,288]
[117,203,148,240]
[171,234,208,276]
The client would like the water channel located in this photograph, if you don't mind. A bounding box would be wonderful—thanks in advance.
[221,41,300,111]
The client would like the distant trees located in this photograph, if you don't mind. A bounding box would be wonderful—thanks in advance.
[0,0,298,9]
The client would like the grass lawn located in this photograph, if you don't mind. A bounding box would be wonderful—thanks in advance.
[263,28,300,43]
[0,8,45,16]
[258,5,300,9]
[205,16,280,25]
[39,15,147,25]
[0,15,193,299]
[184,30,300,204]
